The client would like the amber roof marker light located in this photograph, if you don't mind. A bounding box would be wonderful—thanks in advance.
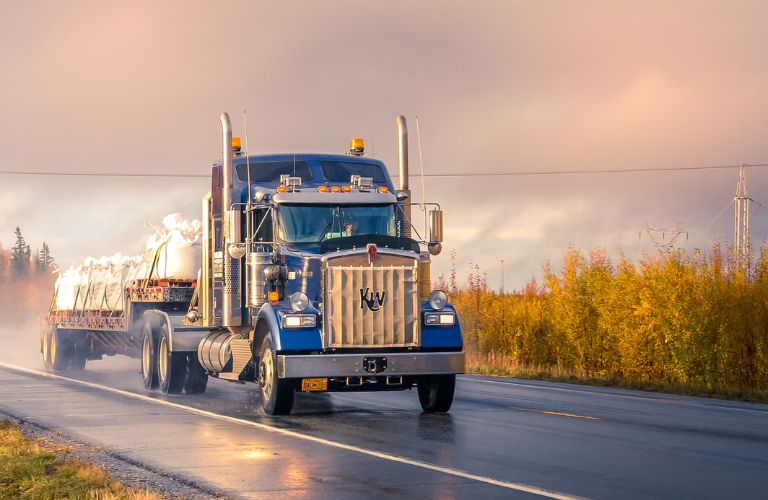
[349,138,365,156]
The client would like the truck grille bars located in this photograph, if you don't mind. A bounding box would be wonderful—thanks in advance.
[323,258,419,348]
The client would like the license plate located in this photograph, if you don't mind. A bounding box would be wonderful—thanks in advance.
[301,378,328,392]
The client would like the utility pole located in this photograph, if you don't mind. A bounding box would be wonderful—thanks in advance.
[645,224,688,259]
[734,164,750,272]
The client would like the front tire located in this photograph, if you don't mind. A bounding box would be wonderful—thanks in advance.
[257,336,294,415]
[157,324,187,394]
[417,375,456,412]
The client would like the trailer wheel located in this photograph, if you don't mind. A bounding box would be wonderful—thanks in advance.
[183,353,208,394]
[48,328,73,372]
[41,326,53,371]
[68,333,88,371]
[257,336,294,415]
[158,324,186,395]
[417,374,456,413]
[140,322,158,390]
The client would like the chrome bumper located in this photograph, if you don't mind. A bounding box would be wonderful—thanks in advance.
[276,352,464,379]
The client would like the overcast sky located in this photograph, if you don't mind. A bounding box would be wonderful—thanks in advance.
[2,1,768,290]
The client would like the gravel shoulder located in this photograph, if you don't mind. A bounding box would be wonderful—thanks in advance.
[0,409,226,499]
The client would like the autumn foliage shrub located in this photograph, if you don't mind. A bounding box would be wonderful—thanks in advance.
[448,245,768,394]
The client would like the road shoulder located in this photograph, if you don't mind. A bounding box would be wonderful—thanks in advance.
[0,409,223,499]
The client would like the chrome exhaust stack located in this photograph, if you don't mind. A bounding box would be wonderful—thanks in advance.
[219,112,242,327]
[397,115,411,237]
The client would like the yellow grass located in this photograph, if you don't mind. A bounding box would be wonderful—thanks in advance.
[0,419,161,500]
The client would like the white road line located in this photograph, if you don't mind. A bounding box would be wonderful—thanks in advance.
[459,376,768,414]
[459,376,677,402]
[0,362,583,500]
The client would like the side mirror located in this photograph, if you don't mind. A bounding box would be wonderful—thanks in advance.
[429,209,443,243]
[396,191,409,202]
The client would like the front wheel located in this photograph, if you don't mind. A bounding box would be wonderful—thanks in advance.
[257,337,294,415]
[417,375,456,413]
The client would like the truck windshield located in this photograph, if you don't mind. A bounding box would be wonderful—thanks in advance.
[278,204,396,243]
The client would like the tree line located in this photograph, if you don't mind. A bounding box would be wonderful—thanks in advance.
[441,245,768,397]
[0,227,57,322]
[4,227,54,277]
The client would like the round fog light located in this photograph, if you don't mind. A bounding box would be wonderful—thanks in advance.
[428,290,448,310]
[289,292,310,312]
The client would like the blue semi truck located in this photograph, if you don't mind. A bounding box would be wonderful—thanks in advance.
[42,113,464,415]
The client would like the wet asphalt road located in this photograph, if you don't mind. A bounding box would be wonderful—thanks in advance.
[1,357,767,499]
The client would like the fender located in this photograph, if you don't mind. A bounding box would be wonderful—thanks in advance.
[253,303,283,351]
[142,310,208,352]
[253,303,323,353]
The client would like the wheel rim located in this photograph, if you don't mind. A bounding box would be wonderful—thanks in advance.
[50,332,57,364]
[259,352,274,401]
[159,336,168,383]
[42,332,49,363]
[142,334,151,379]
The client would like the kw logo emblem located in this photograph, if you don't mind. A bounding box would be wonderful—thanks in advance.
[360,288,386,311]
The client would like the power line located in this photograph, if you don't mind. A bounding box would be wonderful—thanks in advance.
[1,162,767,179]
[0,170,208,178]
[403,162,768,178]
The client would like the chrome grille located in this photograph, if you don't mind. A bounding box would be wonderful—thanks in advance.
[323,259,419,348]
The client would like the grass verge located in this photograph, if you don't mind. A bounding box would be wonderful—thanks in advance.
[0,419,160,499]
[466,351,768,404]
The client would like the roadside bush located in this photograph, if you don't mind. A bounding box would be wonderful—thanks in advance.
[449,245,768,395]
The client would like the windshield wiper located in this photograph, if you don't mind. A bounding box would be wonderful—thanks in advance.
[316,220,335,243]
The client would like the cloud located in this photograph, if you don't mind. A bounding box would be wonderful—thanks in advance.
[2,2,768,290]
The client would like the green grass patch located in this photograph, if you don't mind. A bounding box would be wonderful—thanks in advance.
[0,419,159,499]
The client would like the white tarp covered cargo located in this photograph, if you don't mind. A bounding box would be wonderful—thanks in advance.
[52,214,201,312]
[140,214,202,280]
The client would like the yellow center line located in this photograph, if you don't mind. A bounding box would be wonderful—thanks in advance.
[525,409,601,420]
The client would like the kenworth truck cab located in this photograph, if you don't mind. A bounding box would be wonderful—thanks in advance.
[42,113,463,415]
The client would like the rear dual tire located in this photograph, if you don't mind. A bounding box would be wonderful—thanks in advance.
[41,326,88,373]
[141,320,208,395]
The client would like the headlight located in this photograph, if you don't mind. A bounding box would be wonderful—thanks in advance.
[289,292,310,312]
[424,312,456,326]
[282,314,316,328]
[428,290,448,310]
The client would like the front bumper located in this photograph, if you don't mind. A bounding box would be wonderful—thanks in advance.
[277,351,465,379]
